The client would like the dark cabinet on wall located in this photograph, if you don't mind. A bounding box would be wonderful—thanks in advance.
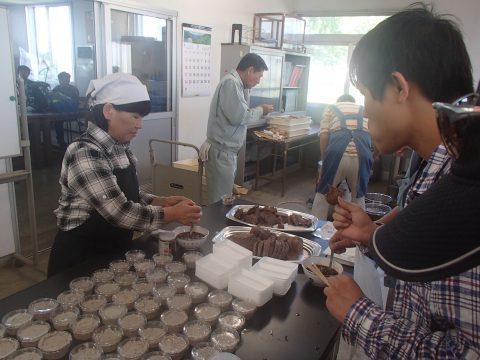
[220,44,311,185]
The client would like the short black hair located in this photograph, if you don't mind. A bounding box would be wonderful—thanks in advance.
[350,4,473,103]
[17,65,30,73]
[88,101,151,131]
[237,53,268,72]
[58,72,70,81]
[337,94,355,103]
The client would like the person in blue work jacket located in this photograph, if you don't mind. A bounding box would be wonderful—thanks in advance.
[201,53,273,204]
[311,94,373,220]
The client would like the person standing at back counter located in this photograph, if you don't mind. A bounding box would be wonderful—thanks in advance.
[48,73,202,277]
[201,53,274,204]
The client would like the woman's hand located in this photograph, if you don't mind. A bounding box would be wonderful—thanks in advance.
[324,275,363,322]
[330,197,377,251]
[163,199,202,225]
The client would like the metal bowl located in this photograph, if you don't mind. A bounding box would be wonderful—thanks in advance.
[365,192,393,206]
[365,203,391,221]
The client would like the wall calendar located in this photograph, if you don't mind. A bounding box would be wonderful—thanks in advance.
[182,23,212,97]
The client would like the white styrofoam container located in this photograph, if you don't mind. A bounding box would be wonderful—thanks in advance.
[195,254,239,289]
[213,239,252,269]
[252,257,298,296]
[228,269,274,307]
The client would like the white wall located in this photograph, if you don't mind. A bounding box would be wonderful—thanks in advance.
[288,0,480,85]
[121,0,290,160]
[131,0,479,160]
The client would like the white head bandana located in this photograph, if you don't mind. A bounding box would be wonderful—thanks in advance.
[86,73,150,106]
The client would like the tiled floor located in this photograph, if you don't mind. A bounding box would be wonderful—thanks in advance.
[0,163,389,300]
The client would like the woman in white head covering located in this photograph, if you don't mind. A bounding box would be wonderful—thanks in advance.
[48,73,202,276]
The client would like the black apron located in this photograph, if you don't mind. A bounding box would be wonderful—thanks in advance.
[47,141,140,277]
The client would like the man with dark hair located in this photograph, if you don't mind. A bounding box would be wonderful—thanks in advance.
[325,4,476,359]
[202,53,273,204]
[312,94,372,221]
[17,65,49,113]
[51,72,80,147]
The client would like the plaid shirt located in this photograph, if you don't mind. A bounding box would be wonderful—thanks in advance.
[55,122,163,232]
[405,144,451,205]
[343,266,480,359]
[341,145,480,358]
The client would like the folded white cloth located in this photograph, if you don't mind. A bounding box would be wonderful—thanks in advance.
[199,141,211,162]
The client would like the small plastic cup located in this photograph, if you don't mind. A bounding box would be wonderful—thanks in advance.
[210,328,240,352]
[132,279,154,297]
[109,259,131,274]
[221,194,235,206]
[145,267,168,285]
[16,320,50,347]
[50,305,79,331]
[112,288,139,310]
[1,309,33,336]
[152,284,176,306]
[134,296,160,320]
[217,311,245,332]
[158,333,189,360]
[191,341,220,360]
[117,337,149,360]
[207,290,232,311]
[69,342,103,360]
[80,295,107,315]
[160,309,188,333]
[164,261,186,274]
[141,351,172,360]
[193,303,221,327]
[69,276,94,294]
[138,321,167,350]
[95,282,120,302]
[70,314,100,341]
[92,325,123,353]
[152,253,173,267]
[37,330,72,359]
[28,298,59,321]
[134,259,155,278]
[6,347,43,360]
[114,271,138,289]
[125,250,146,265]
[92,268,115,284]
[118,312,147,337]
[166,294,192,312]
[182,251,203,270]
[57,290,84,308]
[98,303,127,326]
[182,320,211,346]
[167,273,190,294]
[184,282,209,304]
[0,337,19,359]
[231,298,257,320]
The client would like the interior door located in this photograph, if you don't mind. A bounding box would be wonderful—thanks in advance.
[94,2,177,183]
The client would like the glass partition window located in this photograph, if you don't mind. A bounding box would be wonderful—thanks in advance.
[110,9,172,113]
[25,5,74,86]
[304,16,387,104]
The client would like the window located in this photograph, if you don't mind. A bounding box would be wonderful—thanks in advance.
[304,16,387,104]
[25,5,74,86]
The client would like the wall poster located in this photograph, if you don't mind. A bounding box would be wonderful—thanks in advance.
[182,23,212,97]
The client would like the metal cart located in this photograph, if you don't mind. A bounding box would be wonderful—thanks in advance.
[148,139,204,205]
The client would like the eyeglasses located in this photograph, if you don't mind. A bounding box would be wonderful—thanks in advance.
[432,93,480,159]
